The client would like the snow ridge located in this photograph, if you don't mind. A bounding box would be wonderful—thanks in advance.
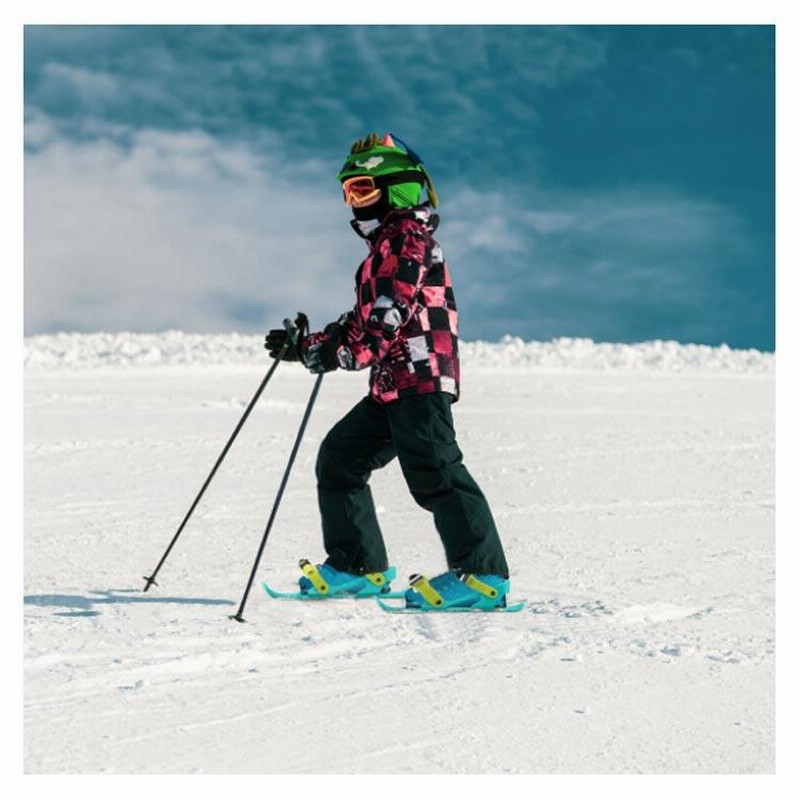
[23,331,773,373]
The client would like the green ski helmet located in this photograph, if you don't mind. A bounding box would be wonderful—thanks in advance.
[337,132,439,214]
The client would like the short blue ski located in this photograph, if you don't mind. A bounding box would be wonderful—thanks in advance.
[261,561,404,601]
[375,597,525,613]
[261,581,406,601]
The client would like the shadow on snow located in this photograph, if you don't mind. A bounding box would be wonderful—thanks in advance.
[24,589,235,617]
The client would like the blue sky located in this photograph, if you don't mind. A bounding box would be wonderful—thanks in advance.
[23,25,775,350]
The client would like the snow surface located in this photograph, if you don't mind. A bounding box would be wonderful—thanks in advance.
[23,333,774,774]
[24,330,774,373]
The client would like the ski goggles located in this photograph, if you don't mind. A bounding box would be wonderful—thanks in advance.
[341,170,427,208]
[342,175,382,208]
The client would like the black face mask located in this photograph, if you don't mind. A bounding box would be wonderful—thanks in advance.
[352,192,393,222]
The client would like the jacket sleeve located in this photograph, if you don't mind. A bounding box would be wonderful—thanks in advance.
[338,224,429,369]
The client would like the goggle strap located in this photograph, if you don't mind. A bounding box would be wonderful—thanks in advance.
[376,170,427,189]
[343,168,434,210]
[379,168,437,209]
[343,171,423,190]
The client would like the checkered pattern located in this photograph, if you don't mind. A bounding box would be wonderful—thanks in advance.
[308,206,460,404]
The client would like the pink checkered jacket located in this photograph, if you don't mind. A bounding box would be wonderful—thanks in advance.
[306,205,460,404]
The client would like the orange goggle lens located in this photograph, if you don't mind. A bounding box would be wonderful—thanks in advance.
[342,176,382,208]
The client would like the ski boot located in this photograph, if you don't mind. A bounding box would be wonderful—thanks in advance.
[297,559,398,598]
[403,571,511,611]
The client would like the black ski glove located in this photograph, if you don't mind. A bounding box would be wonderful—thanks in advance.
[265,313,309,362]
[305,322,343,374]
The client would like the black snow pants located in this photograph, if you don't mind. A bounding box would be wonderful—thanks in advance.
[315,392,509,577]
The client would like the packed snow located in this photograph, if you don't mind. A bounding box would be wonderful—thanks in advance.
[23,332,774,774]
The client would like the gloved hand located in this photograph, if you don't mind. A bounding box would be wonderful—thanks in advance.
[305,322,343,373]
[264,313,309,362]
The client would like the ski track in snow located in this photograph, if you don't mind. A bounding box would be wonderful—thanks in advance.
[23,333,774,773]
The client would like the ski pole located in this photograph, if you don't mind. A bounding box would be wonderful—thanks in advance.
[142,343,289,592]
[230,372,324,623]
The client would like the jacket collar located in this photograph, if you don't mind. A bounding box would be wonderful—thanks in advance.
[350,203,439,242]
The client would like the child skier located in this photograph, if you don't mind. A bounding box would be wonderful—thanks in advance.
[265,133,510,610]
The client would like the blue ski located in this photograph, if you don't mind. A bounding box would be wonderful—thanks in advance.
[262,581,406,601]
[375,597,525,613]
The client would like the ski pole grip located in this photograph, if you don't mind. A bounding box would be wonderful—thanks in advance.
[283,312,309,341]
[294,311,309,338]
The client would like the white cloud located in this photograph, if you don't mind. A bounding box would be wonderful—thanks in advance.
[23,106,58,149]
[523,210,577,235]
[24,121,361,334]
[442,187,529,254]
[40,62,121,103]
[437,181,747,339]
[24,111,750,346]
